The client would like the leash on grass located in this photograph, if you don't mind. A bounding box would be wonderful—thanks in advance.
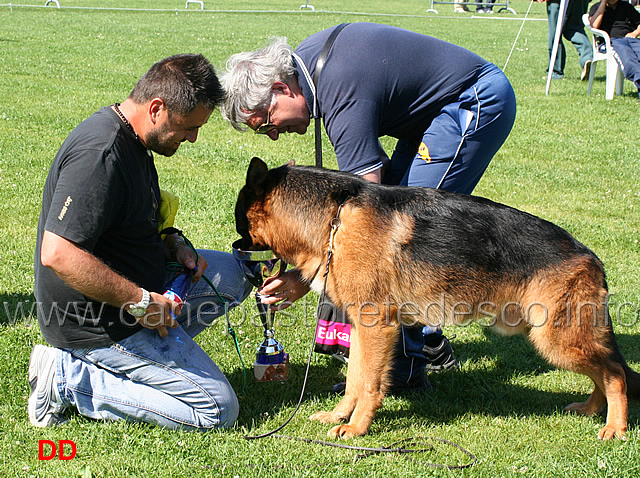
[240,203,477,470]
[268,434,477,470]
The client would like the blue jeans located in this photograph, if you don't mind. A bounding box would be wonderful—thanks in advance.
[611,37,640,90]
[384,63,516,193]
[383,62,516,384]
[55,249,252,430]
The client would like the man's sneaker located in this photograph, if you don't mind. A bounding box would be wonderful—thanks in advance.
[423,334,459,373]
[581,60,592,81]
[28,344,67,427]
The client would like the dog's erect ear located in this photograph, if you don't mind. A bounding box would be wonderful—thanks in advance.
[246,157,269,190]
[285,159,295,167]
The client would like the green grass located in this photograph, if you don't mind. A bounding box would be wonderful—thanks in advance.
[2,1,640,476]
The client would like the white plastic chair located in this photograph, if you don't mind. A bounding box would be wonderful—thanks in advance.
[582,14,624,100]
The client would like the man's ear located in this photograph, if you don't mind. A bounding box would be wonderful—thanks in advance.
[148,98,164,124]
[270,81,291,96]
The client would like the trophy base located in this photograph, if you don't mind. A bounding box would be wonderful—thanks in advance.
[254,353,290,382]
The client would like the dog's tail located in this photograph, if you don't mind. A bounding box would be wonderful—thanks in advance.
[624,363,640,401]
[608,319,640,400]
[607,308,640,400]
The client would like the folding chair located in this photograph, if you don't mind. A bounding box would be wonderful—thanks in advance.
[582,13,624,100]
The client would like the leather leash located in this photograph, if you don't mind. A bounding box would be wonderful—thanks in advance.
[313,23,350,168]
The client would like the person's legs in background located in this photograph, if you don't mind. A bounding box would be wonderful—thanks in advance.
[454,0,470,13]
[563,0,593,80]
[546,0,566,79]
[485,0,496,13]
[611,37,640,100]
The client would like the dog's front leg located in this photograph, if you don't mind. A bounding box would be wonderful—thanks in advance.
[309,323,362,425]
[326,319,396,438]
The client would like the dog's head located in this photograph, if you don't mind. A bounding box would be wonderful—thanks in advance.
[234,156,293,251]
[235,156,367,255]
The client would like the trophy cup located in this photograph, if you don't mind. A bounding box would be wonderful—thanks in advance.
[232,240,290,382]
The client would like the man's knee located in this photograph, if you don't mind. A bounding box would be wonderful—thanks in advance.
[192,383,239,430]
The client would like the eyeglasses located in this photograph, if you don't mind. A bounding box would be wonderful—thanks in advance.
[254,110,277,135]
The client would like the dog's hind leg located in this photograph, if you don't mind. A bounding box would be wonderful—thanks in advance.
[534,326,628,439]
[534,325,628,439]
[526,283,628,439]
[523,258,630,439]
[564,380,606,417]
[564,362,628,440]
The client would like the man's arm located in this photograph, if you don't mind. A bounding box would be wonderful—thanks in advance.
[627,5,640,38]
[40,230,178,336]
[589,0,608,30]
[626,25,640,38]
[354,141,390,184]
[361,169,382,183]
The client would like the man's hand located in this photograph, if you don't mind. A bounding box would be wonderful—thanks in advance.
[626,28,640,38]
[136,292,181,338]
[257,269,310,311]
[174,242,208,281]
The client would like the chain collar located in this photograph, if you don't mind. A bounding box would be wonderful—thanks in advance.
[112,103,139,141]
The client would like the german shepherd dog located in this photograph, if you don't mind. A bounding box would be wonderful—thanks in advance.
[235,157,640,440]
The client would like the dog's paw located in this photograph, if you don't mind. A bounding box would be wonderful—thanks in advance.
[327,424,368,439]
[309,411,343,424]
[598,424,627,441]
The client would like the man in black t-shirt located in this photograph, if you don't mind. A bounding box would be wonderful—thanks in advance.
[589,0,640,98]
[30,54,251,429]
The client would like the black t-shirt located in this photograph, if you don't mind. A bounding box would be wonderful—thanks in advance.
[34,106,165,348]
[589,0,640,38]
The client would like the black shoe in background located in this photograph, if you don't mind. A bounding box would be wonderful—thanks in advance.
[423,334,459,372]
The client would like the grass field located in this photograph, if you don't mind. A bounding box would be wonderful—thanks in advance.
[2,1,640,476]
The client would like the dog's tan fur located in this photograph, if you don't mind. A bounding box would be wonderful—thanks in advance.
[235,158,640,440]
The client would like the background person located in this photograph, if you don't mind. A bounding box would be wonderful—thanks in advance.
[30,54,252,429]
[454,1,471,12]
[589,0,640,100]
[536,0,593,80]
[476,0,496,14]
[221,23,516,393]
